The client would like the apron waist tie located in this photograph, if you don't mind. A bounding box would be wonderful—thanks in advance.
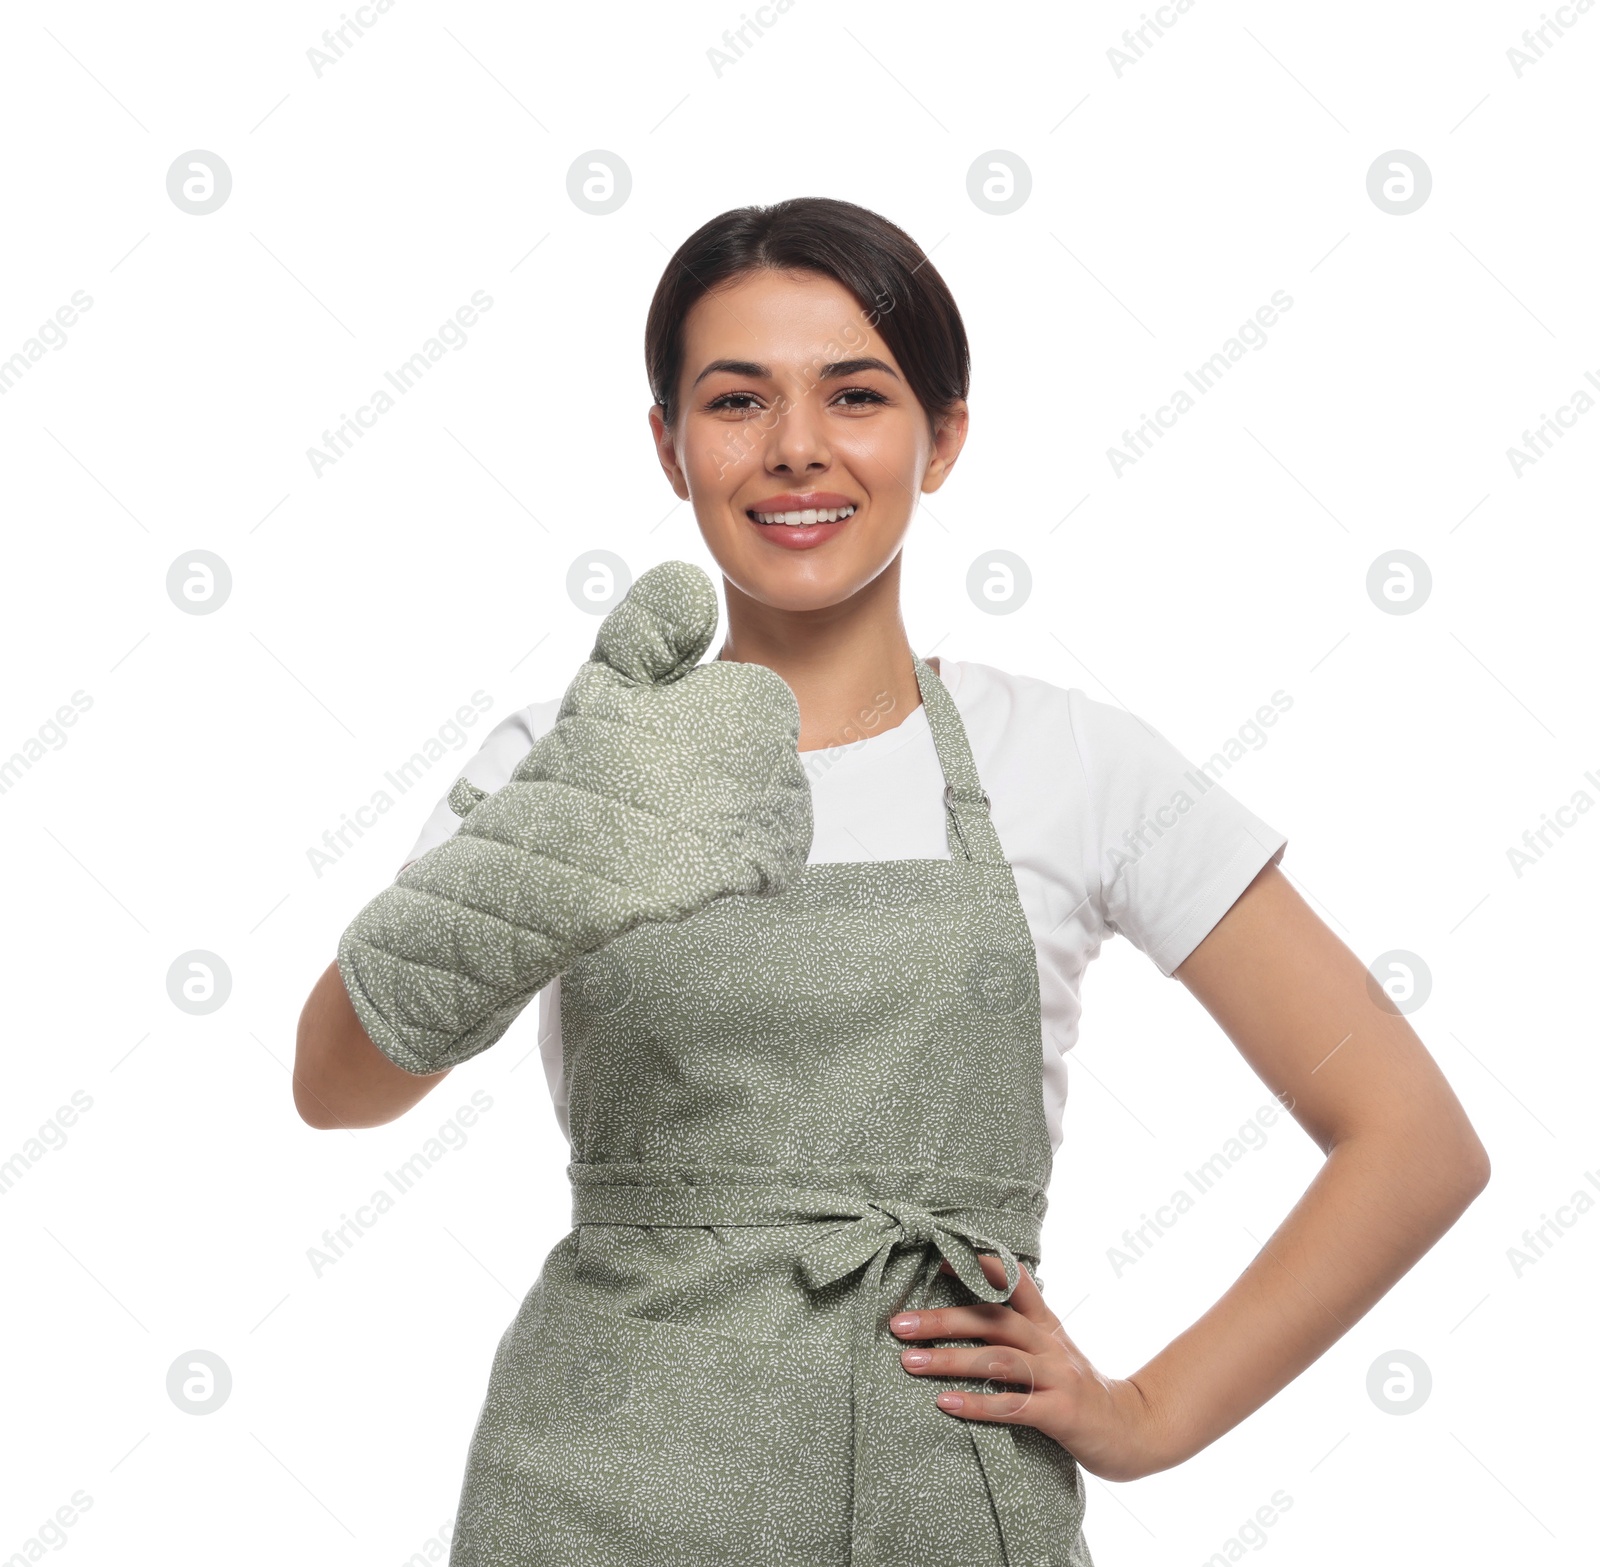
[568,1162,1055,1567]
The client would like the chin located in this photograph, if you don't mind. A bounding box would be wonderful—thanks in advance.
[708,537,897,614]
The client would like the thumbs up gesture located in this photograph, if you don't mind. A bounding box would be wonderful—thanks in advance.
[336,560,814,1075]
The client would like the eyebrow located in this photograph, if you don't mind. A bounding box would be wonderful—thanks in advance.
[689,356,902,389]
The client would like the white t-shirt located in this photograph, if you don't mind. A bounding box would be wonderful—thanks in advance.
[398,660,1289,1154]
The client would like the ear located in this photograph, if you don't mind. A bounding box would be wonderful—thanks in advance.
[648,404,691,501]
[921,399,969,496]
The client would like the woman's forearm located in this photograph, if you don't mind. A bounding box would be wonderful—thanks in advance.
[1128,1123,1490,1472]
[293,958,450,1129]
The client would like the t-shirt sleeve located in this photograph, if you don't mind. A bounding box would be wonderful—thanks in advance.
[395,698,563,877]
[1068,690,1288,977]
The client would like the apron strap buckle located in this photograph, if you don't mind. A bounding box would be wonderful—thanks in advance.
[942,781,991,812]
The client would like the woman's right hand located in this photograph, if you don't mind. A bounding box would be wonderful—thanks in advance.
[333,559,814,1078]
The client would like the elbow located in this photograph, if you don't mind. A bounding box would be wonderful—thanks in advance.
[1431,1130,1491,1221]
[292,1067,346,1131]
[1339,1118,1492,1219]
[1457,1136,1492,1202]
[1405,1132,1491,1240]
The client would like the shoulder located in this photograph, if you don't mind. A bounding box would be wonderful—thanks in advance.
[941,657,1214,786]
[936,658,1289,975]
[938,658,1117,780]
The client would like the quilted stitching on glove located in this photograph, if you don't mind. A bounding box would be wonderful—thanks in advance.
[336,559,815,1075]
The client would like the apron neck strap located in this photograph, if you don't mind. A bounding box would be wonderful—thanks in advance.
[912,656,1005,864]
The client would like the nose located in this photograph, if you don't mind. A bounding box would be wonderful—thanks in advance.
[762,390,831,476]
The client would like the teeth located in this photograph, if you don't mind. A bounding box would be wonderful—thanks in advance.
[751,504,856,526]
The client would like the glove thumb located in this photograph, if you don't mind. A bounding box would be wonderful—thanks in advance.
[590,559,719,685]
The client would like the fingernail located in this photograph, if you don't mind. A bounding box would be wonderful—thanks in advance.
[937,1392,964,1411]
[901,1350,931,1368]
[890,1313,920,1334]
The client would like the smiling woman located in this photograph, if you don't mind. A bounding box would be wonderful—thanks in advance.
[297,195,1489,1567]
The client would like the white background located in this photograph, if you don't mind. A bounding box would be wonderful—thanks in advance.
[1,1,1594,1563]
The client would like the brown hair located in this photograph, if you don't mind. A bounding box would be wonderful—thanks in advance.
[644,196,970,432]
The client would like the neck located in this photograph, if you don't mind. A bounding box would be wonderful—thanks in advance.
[713,554,933,753]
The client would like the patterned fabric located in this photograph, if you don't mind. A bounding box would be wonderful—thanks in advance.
[335,560,814,1073]
[447,654,1095,1566]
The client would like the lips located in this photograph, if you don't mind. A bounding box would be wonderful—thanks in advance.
[742,489,857,534]
[745,491,859,527]
[742,491,859,550]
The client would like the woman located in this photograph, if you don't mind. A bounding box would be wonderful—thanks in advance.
[295,197,1491,1566]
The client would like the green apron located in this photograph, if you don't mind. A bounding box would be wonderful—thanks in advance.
[448,656,1094,1566]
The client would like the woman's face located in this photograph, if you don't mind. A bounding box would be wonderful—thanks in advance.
[650,268,967,612]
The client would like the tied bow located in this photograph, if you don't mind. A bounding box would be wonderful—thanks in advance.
[797,1195,1023,1304]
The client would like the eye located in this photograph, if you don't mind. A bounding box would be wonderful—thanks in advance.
[832,386,888,408]
[704,391,765,413]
